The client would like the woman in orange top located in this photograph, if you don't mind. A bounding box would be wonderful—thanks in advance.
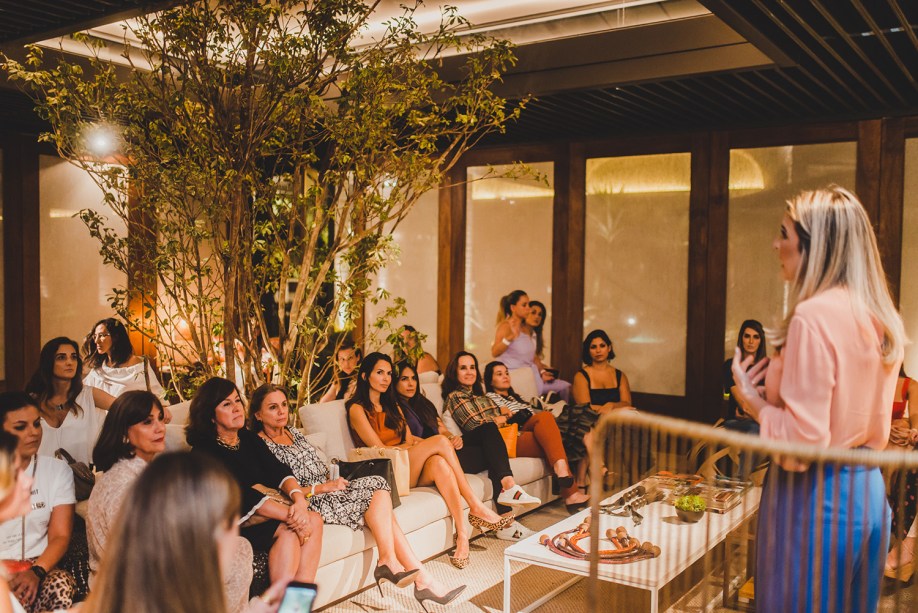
[347,352,513,570]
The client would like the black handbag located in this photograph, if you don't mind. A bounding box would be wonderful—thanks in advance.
[334,458,401,508]
[507,409,534,427]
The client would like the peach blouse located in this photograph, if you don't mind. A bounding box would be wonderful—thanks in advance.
[760,287,899,451]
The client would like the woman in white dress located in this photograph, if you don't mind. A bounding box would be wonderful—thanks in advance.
[25,337,114,466]
[0,430,35,613]
[82,318,166,399]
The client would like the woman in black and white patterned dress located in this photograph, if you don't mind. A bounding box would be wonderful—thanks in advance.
[249,384,465,603]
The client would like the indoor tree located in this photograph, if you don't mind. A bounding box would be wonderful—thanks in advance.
[4,0,524,404]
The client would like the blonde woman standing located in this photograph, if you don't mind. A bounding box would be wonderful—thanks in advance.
[731,185,906,613]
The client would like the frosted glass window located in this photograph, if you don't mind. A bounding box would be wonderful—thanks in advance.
[584,153,690,395]
[365,188,438,355]
[39,156,127,342]
[902,139,918,377]
[464,163,553,367]
[725,143,856,359]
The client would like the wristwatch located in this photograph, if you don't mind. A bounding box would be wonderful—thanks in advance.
[30,564,47,582]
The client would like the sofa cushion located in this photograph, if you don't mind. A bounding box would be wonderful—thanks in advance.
[420,382,443,414]
[164,423,190,452]
[168,400,190,426]
[508,456,551,485]
[302,431,328,464]
[299,400,353,461]
[509,367,539,403]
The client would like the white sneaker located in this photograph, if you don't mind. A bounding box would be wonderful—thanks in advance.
[497,485,541,509]
[494,521,534,541]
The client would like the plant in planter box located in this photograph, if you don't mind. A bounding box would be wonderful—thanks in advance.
[674,495,706,523]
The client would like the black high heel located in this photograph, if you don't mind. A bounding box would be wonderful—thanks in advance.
[551,475,575,494]
[413,583,466,612]
[373,564,419,595]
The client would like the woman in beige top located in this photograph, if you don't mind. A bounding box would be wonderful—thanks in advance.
[88,391,252,613]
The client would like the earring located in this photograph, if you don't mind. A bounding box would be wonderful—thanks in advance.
[122,435,129,444]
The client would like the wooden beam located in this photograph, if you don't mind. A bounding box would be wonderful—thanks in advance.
[437,166,466,368]
[550,144,585,382]
[1,134,41,388]
[686,131,729,423]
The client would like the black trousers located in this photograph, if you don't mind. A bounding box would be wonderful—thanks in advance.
[455,421,514,514]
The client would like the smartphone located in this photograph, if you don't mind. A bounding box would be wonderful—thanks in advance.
[277,581,318,613]
[544,368,559,377]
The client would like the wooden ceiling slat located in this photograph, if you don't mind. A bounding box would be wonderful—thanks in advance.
[887,0,918,59]
[631,83,711,126]
[675,78,746,123]
[590,91,661,130]
[748,0,870,109]
[772,0,890,106]
[718,73,795,116]
[755,70,821,115]
[810,0,909,104]
[850,0,918,95]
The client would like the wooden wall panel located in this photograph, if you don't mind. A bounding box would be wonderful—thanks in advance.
[550,144,585,381]
[436,166,466,368]
[1,133,41,388]
[685,131,729,423]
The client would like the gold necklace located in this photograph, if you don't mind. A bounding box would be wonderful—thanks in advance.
[216,434,240,450]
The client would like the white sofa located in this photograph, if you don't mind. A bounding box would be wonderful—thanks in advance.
[297,382,555,609]
[161,384,555,609]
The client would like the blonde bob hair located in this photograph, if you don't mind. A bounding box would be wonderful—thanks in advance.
[81,452,241,613]
[772,185,906,364]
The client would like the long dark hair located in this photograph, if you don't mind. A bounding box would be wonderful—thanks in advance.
[248,383,288,433]
[393,361,438,433]
[185,378,240,447]
[83,318,135,370]
[442,351,485,399]
[736,319,767,362]
[346,352,405,442]
[496,289,527,324]
[528,300,547,358]
[93,391,165,471]
[482,361,527,404]
[581,330,615,364]
[25,337,85,416]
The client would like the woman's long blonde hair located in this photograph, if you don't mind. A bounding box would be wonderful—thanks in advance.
[771,185,906,364]
[81,452,241,613]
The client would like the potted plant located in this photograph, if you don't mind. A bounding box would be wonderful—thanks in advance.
[674,495,706,523]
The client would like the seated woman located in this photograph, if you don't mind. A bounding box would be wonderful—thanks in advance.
[88,390,252,612]
[348,353,514,569]
[187,377,322,585]
[395,326,440,380]
[251,384,464,606]
[82,317,167,400]
[721,319,766,423]
[0,429,35,613]
[26,337,115,466]
[482,361,590,511]
[319,339,361,403]
[394,361,533,541]
[80,452,287,613]
[885,367,918,581]
[572,330,632,412]
[492,290,570,402]
[0,392,76,613]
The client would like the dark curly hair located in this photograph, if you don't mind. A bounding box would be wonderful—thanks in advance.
[345,352,405,443]
[93,391,165,471]
[582,330,615,364]
[25,337,85,416]
[82,318,135,370]
[185,378,240,447]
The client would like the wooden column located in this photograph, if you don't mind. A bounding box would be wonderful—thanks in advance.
[437,165,467,368]
[685,131,729,423]
[550,144,585,381]
[857,118,905,304]
[1,133,41,389]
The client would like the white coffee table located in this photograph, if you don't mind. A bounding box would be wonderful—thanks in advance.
[502,488,761,613]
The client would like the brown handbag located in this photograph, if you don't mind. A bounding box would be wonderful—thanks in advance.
[498,423,519,458]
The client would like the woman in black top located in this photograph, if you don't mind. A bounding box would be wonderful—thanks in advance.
[722,319,766,421]
[187,377,323,584]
